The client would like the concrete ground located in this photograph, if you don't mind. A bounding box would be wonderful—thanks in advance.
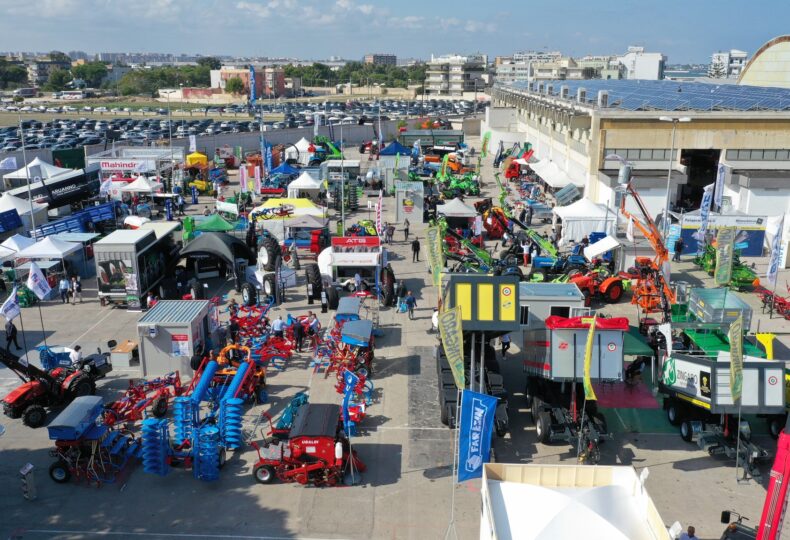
[0,139,788,539]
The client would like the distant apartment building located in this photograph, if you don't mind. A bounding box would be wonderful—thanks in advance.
[26,58,71,85]
[426,54,486,96]
[364,54,397,66]
[210,66,285,98]
[494,51,563,83]
[617,46,666,80]
[710,49,749,78]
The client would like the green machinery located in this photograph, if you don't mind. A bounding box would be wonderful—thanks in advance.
[693,244,758,290]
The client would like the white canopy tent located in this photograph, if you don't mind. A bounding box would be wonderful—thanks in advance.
[2,234,35,253]
[530,159,581,189]
[3,156,74,180]
[287,137,313,165]
[121,176,163,194]
[553,198,616,247]
[0,192,48,232]
[436,198,478,218]
[17,236,81,259]
[287,171,322,198]
[584,235,620,261]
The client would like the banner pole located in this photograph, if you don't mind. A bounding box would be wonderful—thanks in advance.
[735,405,743,482]
[444,388,461,540]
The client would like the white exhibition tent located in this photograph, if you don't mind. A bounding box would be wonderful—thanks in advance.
[437,197,478,218]
[3,156,74,180]
[0,192,48,232]
[553,198,616,246]
[121,176,163,193]
[2,234,35,253]
[530,160,582,189]
[287,137,313,165]
[287,171,322,198]
[17,236,81,259]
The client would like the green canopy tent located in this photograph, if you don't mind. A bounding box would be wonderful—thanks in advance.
[195,214,236,232]
[623,326,654,357]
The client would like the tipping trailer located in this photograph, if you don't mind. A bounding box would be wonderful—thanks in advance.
[659,352,785,478]
[523,315,629,463]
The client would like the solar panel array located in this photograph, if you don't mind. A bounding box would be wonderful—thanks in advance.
[505,79,790,112]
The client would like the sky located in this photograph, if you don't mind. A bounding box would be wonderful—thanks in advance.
[1,0,788,64]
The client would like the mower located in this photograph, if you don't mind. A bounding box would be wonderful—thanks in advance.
[1,342,115,428]
[251,403,366,486]
[693,244,759,290]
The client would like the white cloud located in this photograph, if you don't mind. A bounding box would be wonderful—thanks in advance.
[237,1,270,18]
[335,0,352,9]
[358,3,374,15]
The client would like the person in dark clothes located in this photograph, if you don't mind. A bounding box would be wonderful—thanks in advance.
[293,320,305,352]
[500,333,511,357]
[673,237,684,262]
[526,205,534,226]
[411,237,421,262]
[229,318,240,343]
[518,207,527,223]
[396,279,407,307]
[403,218,410,241]
[5,319,20,350]
[404,291,417,320]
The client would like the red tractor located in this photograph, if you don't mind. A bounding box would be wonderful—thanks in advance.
[251,403,365,486]
[0,343,114,428]
[568,266,626,306]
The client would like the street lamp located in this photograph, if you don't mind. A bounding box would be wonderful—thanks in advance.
[658,116,691,239]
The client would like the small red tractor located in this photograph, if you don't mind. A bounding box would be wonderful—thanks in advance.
[568,266,626,306]
[103,371,184,426]
[1,343,114,428]
[251,403,366,486]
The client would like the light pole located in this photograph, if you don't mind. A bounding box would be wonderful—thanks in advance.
[658,116,691,239]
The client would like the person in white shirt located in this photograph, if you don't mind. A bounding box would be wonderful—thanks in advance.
[271,316,285,338]
[354,273,362,291]
[69,345,83,367]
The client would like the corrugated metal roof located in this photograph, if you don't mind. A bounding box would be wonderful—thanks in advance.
[519,282,584,299]
[95,229,153,245]
[138,300,210,325]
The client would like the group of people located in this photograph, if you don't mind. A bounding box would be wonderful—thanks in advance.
[58,275,83,304]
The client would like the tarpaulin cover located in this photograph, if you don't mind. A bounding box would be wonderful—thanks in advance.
[336,296,361,316]
[623,326,654,356]
[269,162,300,176]
[195,214,235,232]
[341,319,373,347]
[544,316,629,331]
[379,141,411,156]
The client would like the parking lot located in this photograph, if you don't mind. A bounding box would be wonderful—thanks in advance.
[0,139,788,539]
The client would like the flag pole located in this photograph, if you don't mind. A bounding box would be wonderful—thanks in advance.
[444,388,461,540]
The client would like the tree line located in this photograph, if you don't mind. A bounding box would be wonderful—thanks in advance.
[284,61,427,89]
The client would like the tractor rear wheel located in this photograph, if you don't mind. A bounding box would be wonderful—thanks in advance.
[605,282,623,303]
[69,378,94,399]
[22,404,46,428]
[253,464,275,484]
[49,460,71,483]
[305,264,322,300]
[260,237,280,272]
[326,286,340,310]
[152,396,168,418]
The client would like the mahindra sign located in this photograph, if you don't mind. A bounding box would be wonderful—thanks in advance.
[98,159,156,173]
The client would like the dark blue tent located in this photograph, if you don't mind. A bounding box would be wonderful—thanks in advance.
[269,162,300,176]
[379,141,411,156]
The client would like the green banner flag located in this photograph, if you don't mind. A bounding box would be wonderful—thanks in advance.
[438,306,465,390]
[714,227,736,286]
[728,315,743,403]
[481,131,491,157]
[425,225,444,288]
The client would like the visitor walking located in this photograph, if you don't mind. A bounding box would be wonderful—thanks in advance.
[59,276,70,304]
[403,218,410,241]
[673,237,684,262]
[293,319,305,352]
[411,237,421,262]
[271,316,285,338]
[70,276,82,304]
[5,319,19,350]
[501,333,511,357]
[404,291,417,320]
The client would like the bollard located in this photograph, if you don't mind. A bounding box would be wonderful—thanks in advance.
[320,290,328,313]
[307,283,314,305]
[20,463,36,500]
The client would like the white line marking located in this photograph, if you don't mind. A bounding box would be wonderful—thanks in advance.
[23,530,347,540]
[68,308,116,347]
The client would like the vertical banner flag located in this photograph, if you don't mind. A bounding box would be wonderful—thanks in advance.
[714,226,736,286]
[626,216,635,242]
[375,189,383,235]
[190,184,198,204]
[767,215,785,286]
[657,323,673,357]
[458,390,498,482]
[728,315,744,404]
[341,369,360,433]
[265,141,273,173]
[249,65,256,104]
[0,286,20,321]
[26,261,52,300]
[313,113,320,138]
[0,156,18,170]
[583,315,598,401]
[189,134,197,153]
[165,198,173,221]
[714,156,727,210]
[696,183,714,255]
[254,165,262,193]
[438,306,465,390]
[425,225,444,288]
[239,166,247,193]
[481,131,491,157]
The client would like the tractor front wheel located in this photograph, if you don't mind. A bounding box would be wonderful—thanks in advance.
[22,404,47,428]
[49,460,71,483]
[253,464,275,484]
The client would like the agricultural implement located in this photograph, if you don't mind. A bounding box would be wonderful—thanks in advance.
[693,244,759,290]
[103,371,184,426]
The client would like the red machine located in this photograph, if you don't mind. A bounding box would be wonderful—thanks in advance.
[251,403,366,486]
[569,267,625,305]
[213,344,267,402]
[103,371,184,426]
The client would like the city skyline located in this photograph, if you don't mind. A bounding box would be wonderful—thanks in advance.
[1,0,787,64]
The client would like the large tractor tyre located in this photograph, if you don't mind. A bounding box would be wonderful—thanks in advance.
[151,396,169,418]
[680,420,694,443]
[260,237,280,272]
[69,377,95,399]
[49,460,72,484]
[605,282,623,303]
[535,411,552,444]
[305,264,323,300]
[22,404,47,428]
[666,399,683,426]
[582,289,592,307]
[241,282,258,306]
[262,274,277,299]
[326,286,340,310]
[253,464,276,484]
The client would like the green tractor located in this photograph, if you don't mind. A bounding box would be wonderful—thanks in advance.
[693,244,759,290]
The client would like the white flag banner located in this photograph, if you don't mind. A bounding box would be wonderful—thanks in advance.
[254,166,262,193]
[376,189,383,234]
[26,261,52,300]
[714,157,728,210]
[239,166,247,194]
[99,178,113,197]
[0,286,20,321]
[657,323,673,357]
[189,135,197,153]
[767,215,785,286]
[626,216,635,242]
[0,157,18,170]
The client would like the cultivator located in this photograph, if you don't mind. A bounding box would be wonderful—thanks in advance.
[103,371,184,426]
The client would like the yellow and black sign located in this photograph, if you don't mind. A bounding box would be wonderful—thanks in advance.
[444,275,520,332]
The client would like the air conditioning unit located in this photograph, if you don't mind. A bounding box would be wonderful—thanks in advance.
[560,85,569,99]
[597,90,609,108]
[576,88,587,103]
